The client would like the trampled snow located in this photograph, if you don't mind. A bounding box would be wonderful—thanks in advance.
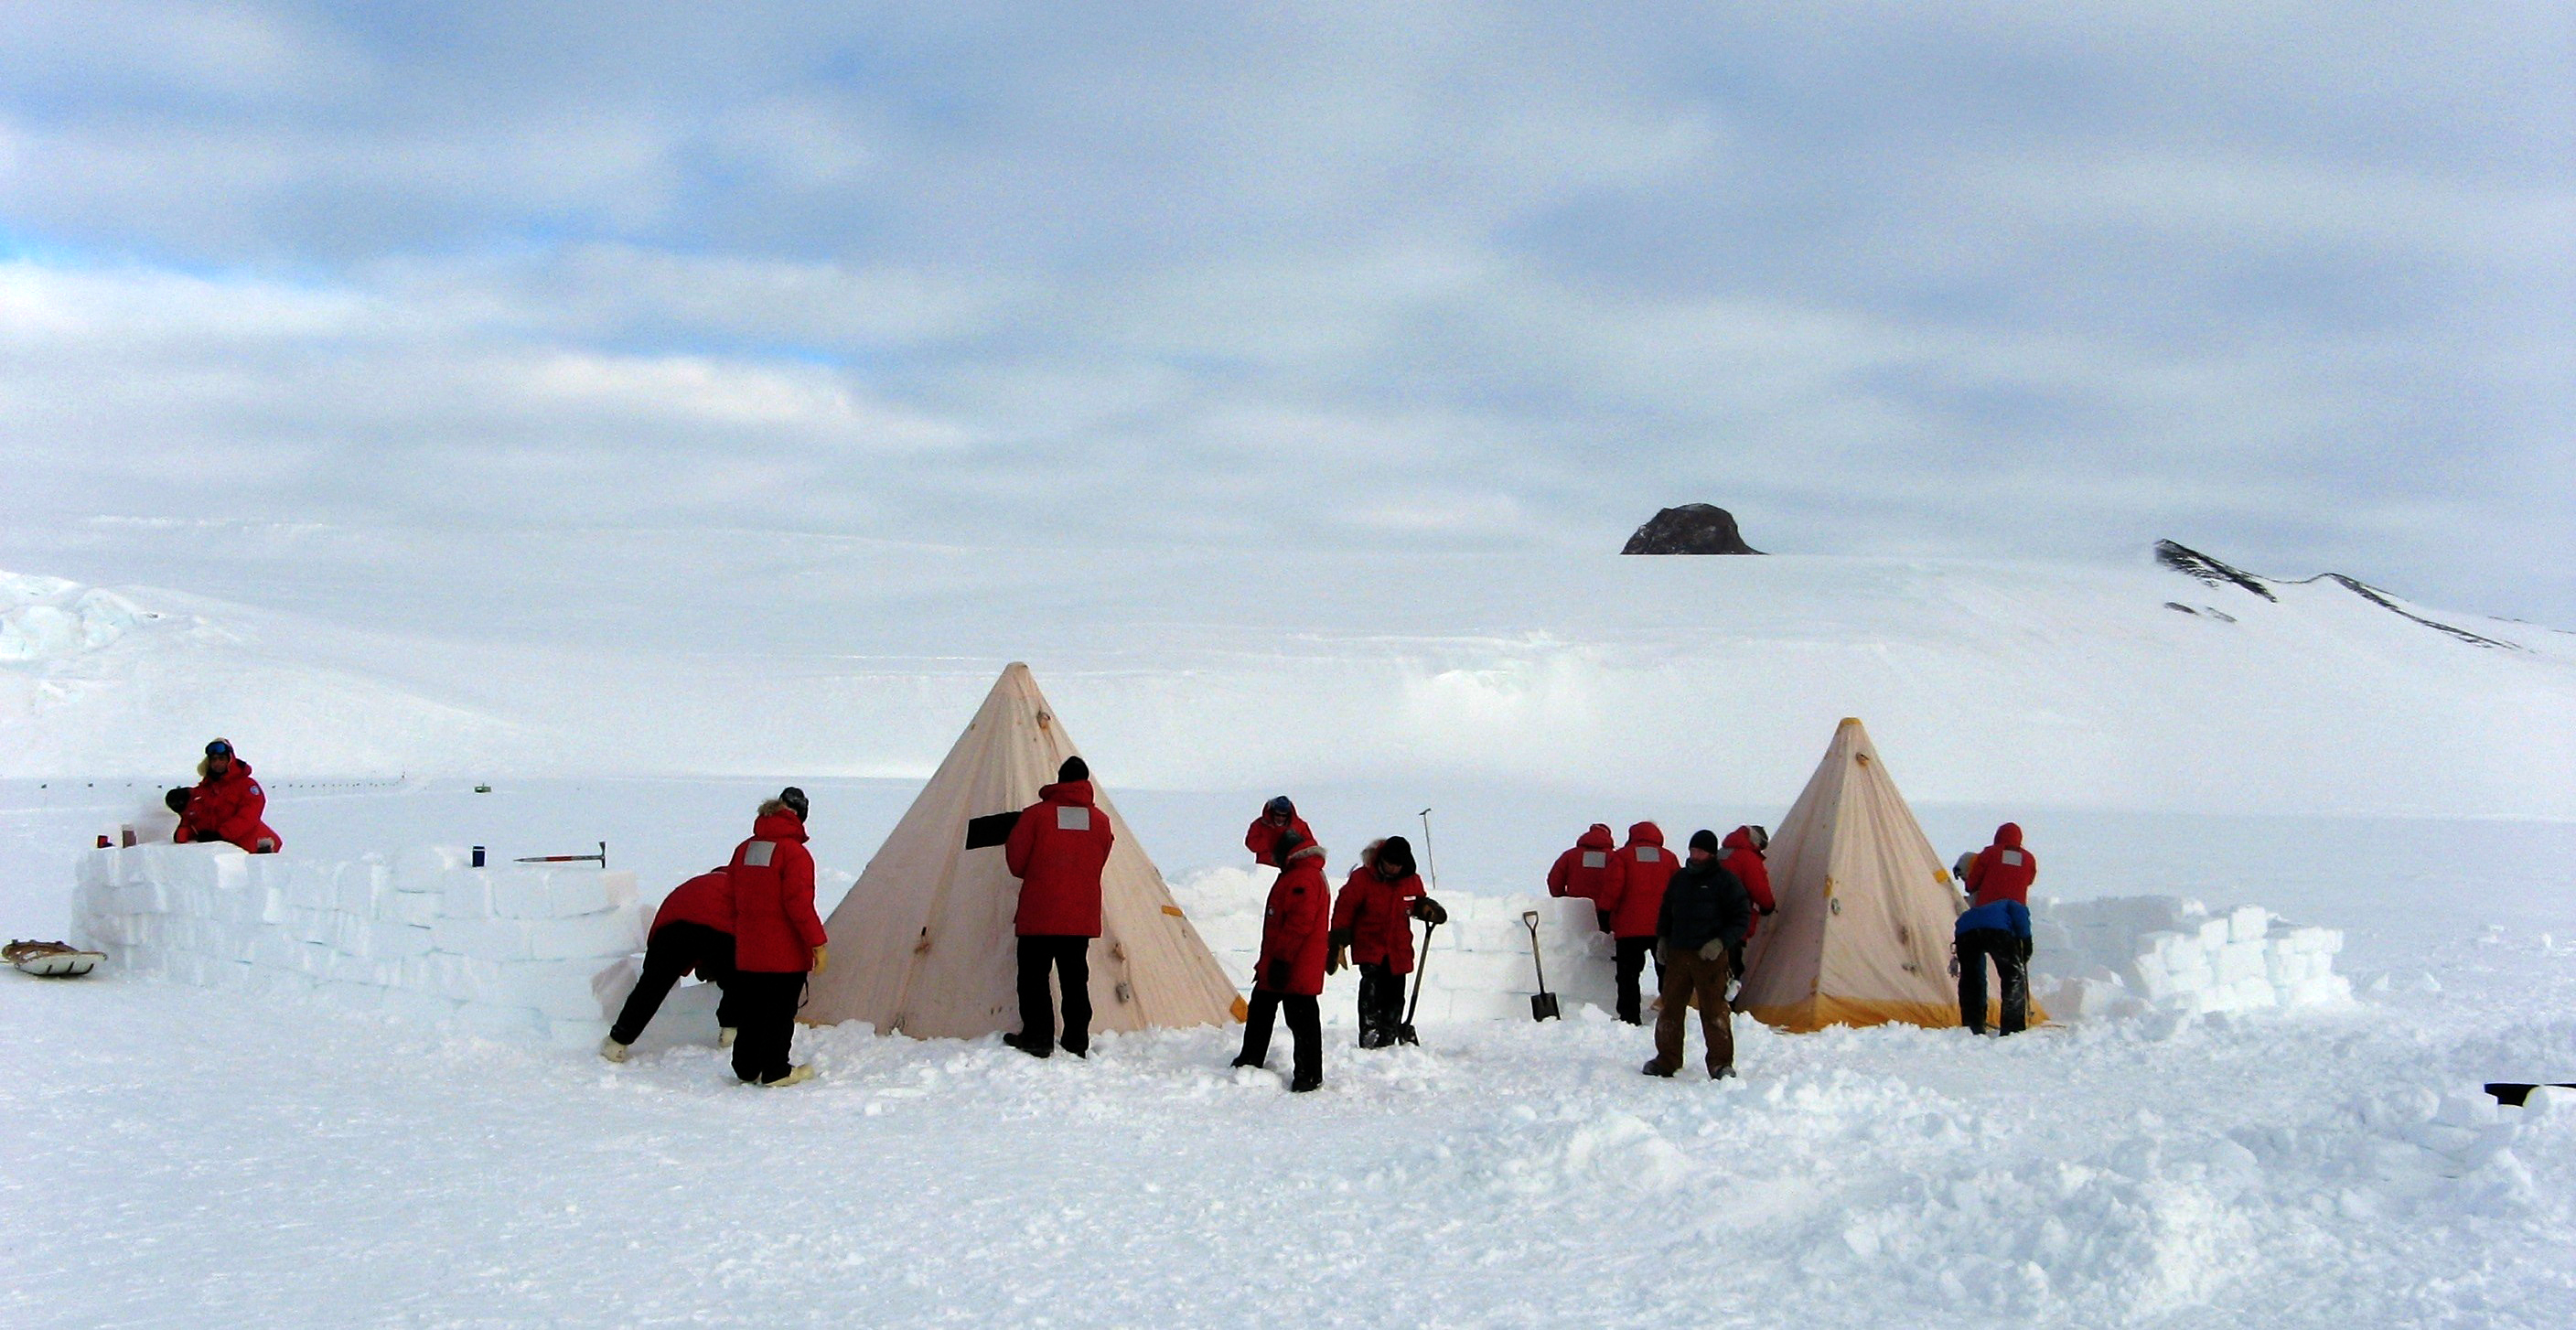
[4,520,2574,1326]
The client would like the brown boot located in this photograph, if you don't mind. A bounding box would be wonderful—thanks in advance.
[1641,1058,1679,1078]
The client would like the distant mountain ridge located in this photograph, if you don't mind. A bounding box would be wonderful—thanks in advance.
[2153,540,2518,650]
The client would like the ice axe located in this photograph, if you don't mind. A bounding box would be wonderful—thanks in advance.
[1522,909,1562,1022]
[515,841,607,866]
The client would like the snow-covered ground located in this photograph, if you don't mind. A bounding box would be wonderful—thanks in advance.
[5,521,2575,1326]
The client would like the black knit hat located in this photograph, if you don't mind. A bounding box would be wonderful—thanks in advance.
[779,787,810,821]
[1058,756,1089,782]
[1375,835,1416,877]
[1689,829,1720,854]
[1272,828,1309,862]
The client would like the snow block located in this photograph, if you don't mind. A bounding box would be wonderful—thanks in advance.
[437,872,493,921]
[486,869,556,920]
[521,910,642,962]
[544,869,637,918]
[383,890,440,928]
[370,922,435,960]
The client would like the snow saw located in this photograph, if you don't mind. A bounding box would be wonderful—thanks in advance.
[6,939,106,979]
[1522,910,1561,1022]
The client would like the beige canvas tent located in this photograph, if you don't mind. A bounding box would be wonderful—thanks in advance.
[802,663,1244,1039]
[1738,718,2040,1032]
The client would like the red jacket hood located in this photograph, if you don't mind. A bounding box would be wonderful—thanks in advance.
[752,811,808,842]
[1626,821,1664,847]
[204,759,254,783]
[1578,824,1614,850]
[1038,780,1097,807]
[1995,822,2023,850]
[1723,827,1759,854]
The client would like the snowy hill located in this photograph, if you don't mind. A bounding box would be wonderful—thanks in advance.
[5,520,2569,819]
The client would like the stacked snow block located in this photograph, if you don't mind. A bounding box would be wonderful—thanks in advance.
[1178,866,1615,1026]
[71,843,644,1049]
[2031,896,2350,1021]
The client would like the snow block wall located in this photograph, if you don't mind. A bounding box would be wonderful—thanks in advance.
[2032,896,2351,1022]
[1180,867,1617,1024]
[1177,869,2348,1029]
[70,843,644,1048]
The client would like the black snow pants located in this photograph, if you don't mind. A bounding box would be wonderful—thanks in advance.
[728,971,807,1084]
[1016,935,1093,1056]
[1238,988,1323,1088]
[1956,928,2031,1035]
[609,921,739,1046]
[1614,935,1660,1025]
[1356,962,1405,1047]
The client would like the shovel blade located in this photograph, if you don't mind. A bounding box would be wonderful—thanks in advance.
[1530,992,1562,1023]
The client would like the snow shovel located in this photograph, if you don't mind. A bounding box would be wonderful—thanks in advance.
[1522,910,1562,1022]
[1395,918,1436,1046]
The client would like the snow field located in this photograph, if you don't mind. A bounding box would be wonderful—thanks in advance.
[70,842,644,1047]
[0,570,154,662]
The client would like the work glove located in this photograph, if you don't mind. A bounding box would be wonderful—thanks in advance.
[1410,896,1448,926]
[1596,910,1613,934]
[1264,960,1291,991]
[1698,939,1728,962]
[1326,944,1347,976]
[810,945,829,974]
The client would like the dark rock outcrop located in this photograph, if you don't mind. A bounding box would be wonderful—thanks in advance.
[1621,505,1764,555]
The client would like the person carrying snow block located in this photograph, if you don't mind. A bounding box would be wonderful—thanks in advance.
[1955,822,2038,1035]
[1234,829,1331,1091]
[1596,822,1677,1024]
[725,788,827,1087]
[1643,830,1753,1080]
[173,739,283,853]
[1546,824,1619,930]
[1329,837,1440,1049]
[601,869,741,1062]
[1004,757,1114,1059]
[1720,826,1774,1002]
[1245,796,1313,867]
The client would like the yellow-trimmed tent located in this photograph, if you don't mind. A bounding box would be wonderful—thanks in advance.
[1738,718,2039,1032]
[801,663,1243,1038]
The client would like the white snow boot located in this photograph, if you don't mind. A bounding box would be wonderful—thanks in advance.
[717,1026,737,1048]
[761,1063,816,1089]
[598,1035,630,1063]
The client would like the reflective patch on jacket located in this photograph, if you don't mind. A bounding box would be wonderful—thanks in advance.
[743,841,776,868]
[1582,851,1607,869]
[1057,805,1091,831]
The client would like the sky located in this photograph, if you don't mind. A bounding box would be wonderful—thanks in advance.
[2,2,2570,621]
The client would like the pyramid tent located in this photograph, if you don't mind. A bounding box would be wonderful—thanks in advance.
[1738,718,2037,1032]
[802,664,1244,1039]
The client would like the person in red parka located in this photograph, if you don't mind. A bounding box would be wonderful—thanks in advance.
[1597,821,1676,1024]
[1329,836,1442,1048]
[172,739,282,853]
[601,868,741,1062]
[1547,823,1619,931]
[1233,827,1331,1091]
[1720,825,1774,1000]
[724,788,827,1087]
[1004,756,1115,1059]
[1245,795,1314,867]
[1957,821,2039,1035]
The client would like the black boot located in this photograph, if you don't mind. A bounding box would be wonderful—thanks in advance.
[1289,1075,1321,1093]
[1004,1034,1051,1059]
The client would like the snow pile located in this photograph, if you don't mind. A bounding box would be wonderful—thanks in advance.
[2034,896,2351,1021]
[0,571,150,661]
[70,842,643,1047]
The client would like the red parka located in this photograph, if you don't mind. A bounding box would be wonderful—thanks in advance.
[1721,827,1775,940]
[176,760,283,853]
[1332,863,1426,974]
[1245,813,1316,866]
[1966,822,2038,907]
[1546,823,1617,902]
[1599,822,1676,939]
[651,869,735,937]
[1005,780,1114,938]
[727,812,826,973]
[1256,844,1333,995]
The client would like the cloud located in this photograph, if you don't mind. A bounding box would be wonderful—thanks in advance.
[0,3,2567,620]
